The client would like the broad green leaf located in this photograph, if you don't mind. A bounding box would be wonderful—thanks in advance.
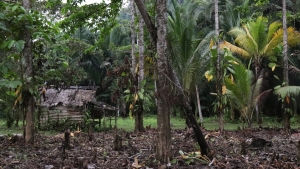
[12,5,18,11]
[210,48,217,57]
[29,87,33,94]
[10,80,22,88]
[20,6,26,12]
[124,89,130,94]
[138,93,144,100]
[269,56,277,62]
[1,66,8,75]
[8,40,16,49]
[0,23,10,32]
[15,40,25,52]
[141,79,147,87]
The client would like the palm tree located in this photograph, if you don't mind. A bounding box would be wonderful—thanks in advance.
[221,16,300,81]
[223,49,262,127]
[167,0,215,125]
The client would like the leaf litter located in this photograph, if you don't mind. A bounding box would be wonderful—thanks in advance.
[0,127,300,168]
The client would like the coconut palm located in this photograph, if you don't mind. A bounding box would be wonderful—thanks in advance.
[167,0,214,125]
[221,16,300,80]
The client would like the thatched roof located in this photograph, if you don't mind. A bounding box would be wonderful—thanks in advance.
[41,88,118,111]
[41,89,96,108]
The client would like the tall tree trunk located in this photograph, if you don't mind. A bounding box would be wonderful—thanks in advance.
[130,0,137,70]
[156,0,171,163]
[134,0,211,157]
[195,85,203,124]
[214,0,224,132]
[282,0,290,132]
[134,10,145,132]
[22,0,35,144]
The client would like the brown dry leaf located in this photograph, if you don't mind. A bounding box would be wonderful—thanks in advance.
[131,157,142,168]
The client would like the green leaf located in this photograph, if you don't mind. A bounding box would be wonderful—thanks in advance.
[29,87,33,94]
[8,40,16,49]
[15,40,25,52]
[211,48,217,57]
[62,61,69,68]
[12,5,18,11]
[268,62,277,71]
[273,75,280,81]
[1,66,8,75]
[19,6,26,13]
[138,93,144,100]
[0,23,10,32]
[269,56,277,62]
[124,89,130,94]
[121,72,126,77]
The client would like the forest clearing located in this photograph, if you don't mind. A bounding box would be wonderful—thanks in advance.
[1,0,300,168]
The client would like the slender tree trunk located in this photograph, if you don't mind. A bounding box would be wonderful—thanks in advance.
[23,0,35,144]
[135,0,211,157]
[134,10,145,132]
[131,0,137,70]
[282,0,290,132]
[214,0,223,132]
[138,12,145,83]
[156,0,171,163]
[134,0,157,44]
[170,69,211,156]
[195,85,203,124]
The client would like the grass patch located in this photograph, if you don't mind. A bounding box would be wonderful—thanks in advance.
[1,114,300,135]
[0,120,23,135]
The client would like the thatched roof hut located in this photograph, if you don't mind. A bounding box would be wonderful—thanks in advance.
[39,88,117,125]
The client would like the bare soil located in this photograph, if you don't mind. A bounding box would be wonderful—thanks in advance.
[1,127,300,169]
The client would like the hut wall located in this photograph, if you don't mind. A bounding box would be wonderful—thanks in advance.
[39,106,84,124]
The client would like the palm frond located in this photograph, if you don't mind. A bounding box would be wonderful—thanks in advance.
[251,78,263,106]
[263,27,300,56]
[247,16,267,51]
[274,86,300,98]
[220,41,251,58]
[287,27,300,46]
[289,65,300,80]
[241,26,259,54]
[267,21,282,42]
[227,27,246,39]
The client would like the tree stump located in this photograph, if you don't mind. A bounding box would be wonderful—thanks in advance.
[240,139,246,155]
[88,123,93,141]
[297,140,300,165]
[114,134,122,151]
[64,129,70,150]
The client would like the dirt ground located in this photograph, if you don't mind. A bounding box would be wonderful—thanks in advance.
[1,127,300,169]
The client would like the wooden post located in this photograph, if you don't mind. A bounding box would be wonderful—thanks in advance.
[114,134,122,151]
[88,123,93,141]
[64,129,70,149]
